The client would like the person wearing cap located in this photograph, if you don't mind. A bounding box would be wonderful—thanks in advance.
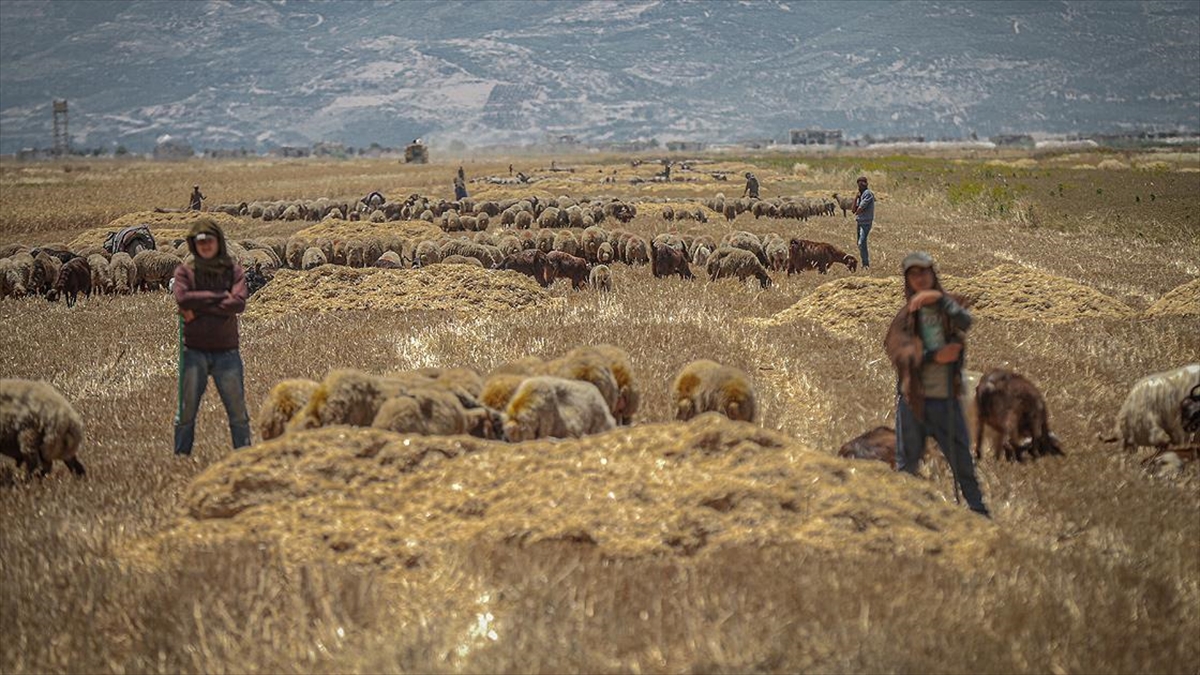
[887,251,989,517]
[189,184,206,211]
[852,176,874,269]
[742,172,760,199]
[171,218,250,457]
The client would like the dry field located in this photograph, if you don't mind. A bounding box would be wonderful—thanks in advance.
[1,149,1198,674]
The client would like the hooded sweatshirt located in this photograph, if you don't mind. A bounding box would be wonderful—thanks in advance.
[172,219,247,351]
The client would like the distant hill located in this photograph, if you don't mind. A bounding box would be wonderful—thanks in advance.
[1,0,1197,153]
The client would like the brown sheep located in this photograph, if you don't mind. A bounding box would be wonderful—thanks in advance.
[48,257,92,307]
[546,250,591,290]
[566,344,639,425]
[625,235,650,265]
[257,379,319,441]
[706,247,772,288]
[787,238,858,274]
[651,242,693,280]
[374,251,405,268]
[672,359,757,423]
[839,426,896,467]
[975,369,1065,462]
[498,249,552,287]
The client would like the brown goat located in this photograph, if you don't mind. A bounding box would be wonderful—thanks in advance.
[497,249,553,287]
[839,426,896,467]
[546,251,591,290]
[974,369,1065,462]
[787,238,857,274]
[651,242,694,280]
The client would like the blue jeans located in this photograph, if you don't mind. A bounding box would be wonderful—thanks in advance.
[174,348,251,455]
[856,222,872,268]
[895,395,988,516]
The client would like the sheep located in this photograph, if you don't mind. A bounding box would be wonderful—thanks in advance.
[537,207,561,229]
[371,388,481,437]
[566,344,639,425]
[0,243,28,259]
[515,211,534,229]
[106,252,136,294]
[787,239,857,274]
[833,192,856,217]
[497,249,552,287]
[30,251,62,296]
[375,251,405,268]
[490,356,545,377]
[839,426,896,467]
[764,238,789,272]
[1102,364,1200,459]
[481,374,529,411]
[546,251,591,290]
[48,257,92,307]
[721,231,769,268]
[301,247,327,270]
[1,379,85,476]
[706,247,773,288]
[974,369,1065,462]
[672,359,757,423]
[542,353,621,418]
[553,230,581,257]
[581,225,609,261]
[596,241,615,264]
[1183,384,1200,434]
[589,264,613,292]
[441,254,484,268]
[257,379,319,441]
[414,239,443,267]
[287,369,411,432]
[133,250,181,291]
[625,235,650,265]
[502,376,617,442]
[651,242,693,280]
[0,255,31,299]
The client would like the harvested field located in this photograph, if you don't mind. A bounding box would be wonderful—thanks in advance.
[1146,278,1200,317]
[245,265,558,317]
[68,211,246,249]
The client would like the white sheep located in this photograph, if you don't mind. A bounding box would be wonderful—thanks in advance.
[503,376,617,442]
[1105,364,1200,457]
[1,379,85,476]
[257,379,319,441]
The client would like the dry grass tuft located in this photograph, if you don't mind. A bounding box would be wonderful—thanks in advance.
[1145,278,1200,317]
[245,265,559,318]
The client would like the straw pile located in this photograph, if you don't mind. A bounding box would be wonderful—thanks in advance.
[1145,278,1200,318]
[136,415,999,578]
[68,211,244,250]
[758,265,1136,333]
[245,265,558,318]
[296,219,442,242]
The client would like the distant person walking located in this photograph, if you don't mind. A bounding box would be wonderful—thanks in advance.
[454,166,469,200]
[189,184,206,211]
[172,218,251,457]
[742,172,760,199]
[853,176,874,269]
[886,252,988,517]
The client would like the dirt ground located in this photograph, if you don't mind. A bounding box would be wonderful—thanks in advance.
[0,149,1197,674]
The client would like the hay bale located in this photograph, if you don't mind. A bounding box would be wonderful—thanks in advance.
[1145,278,1200,318]
[146,415,1000,576]
[245,265,558,318]
[68,212,244,250]
[755,277,902,332]
[296,219,442,242]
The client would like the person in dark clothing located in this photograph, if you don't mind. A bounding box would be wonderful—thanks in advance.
[172,218,250,456]
[743,172,760,199]
[886,251,988,516]
[454,169,469,200]
[189,185,205,211]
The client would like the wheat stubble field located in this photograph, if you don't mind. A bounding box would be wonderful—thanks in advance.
[1,149,1198,674]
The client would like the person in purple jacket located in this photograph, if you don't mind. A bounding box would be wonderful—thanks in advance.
[172,218,250,456]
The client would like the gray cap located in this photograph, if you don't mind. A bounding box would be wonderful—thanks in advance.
[194,233,213,242]
[902,251,934,273]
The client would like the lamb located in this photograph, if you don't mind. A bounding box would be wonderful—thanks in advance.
[301,247,327,270]
[546,251,591,290]
[651,242,693,280]
[589,264,613,292]
[502,376,617,442]
[48,257,92,307]
[974,369,1065,462]
[787,239,857,275]
[133,250,181,291]
[706,247,773,288]
[1102,364,1200,459]
[1,379,85,476]
[839,426,896,467]
[672,359,757,423]
[497,249,552,287]
[256,378,319,441]
[109,252,136,294]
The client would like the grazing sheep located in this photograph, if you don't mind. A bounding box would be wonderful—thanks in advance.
[257,379,319,441]
[596,241,615,264]
[707,247,773,288]
[839,426,896,467]
[481,374,529,411]
[672,359,757,423]
[49,257,92,307]
[547,251,591,290]
[107,252,136,294]
[553,230,581,257]
[301,247,327,270]
[375,251,405,268]
[1103,364,1200,458]
[975,369,1065,462]
[764,238,789,271]
[787,239,857,274]
[441,254,484,267]
[589,264,613,292]
[371,388,480,437]
[0,256,29,298]
[833,193,856,217]
[1,379,85,476]
[30,251,62,296]
[722,231,768,267]
[514,211,534,229]
[285,238,309,269]
[625,235,650,265]
[566,344,639,425]
[497,249,553,287]
[537,207,561,229]
[503,376,617,442]
[581,225,609,261]
[287,369,407,432]
[651,242,693,280]
[133,250,181,291]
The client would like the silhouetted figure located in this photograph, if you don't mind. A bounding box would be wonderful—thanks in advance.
[190,185,205,211]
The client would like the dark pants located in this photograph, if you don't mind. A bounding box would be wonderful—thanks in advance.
[174,348,251,455]
[454,185,468,200]
[856,222,872,268]
[895,395,988,515]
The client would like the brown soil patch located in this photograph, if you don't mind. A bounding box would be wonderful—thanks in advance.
[245,265,558,318]
[295,219,443,242]
[68,211,245,249]
[760,265,1136,333]
[134,415,999,576]
[1145,278,1200,317]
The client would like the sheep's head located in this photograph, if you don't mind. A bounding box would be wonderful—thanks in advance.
[1182,384,1200,433]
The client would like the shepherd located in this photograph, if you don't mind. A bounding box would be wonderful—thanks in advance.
[171,218,251,457]
[189,184,206,211]
[885,251,989,517]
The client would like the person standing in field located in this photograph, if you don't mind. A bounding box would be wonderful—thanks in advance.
[189,184,206,211]
[886,252,988,517]
[454,166,469,200]
[742,172,760,199]
[853,176,874,269]
[172,218,251,457]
